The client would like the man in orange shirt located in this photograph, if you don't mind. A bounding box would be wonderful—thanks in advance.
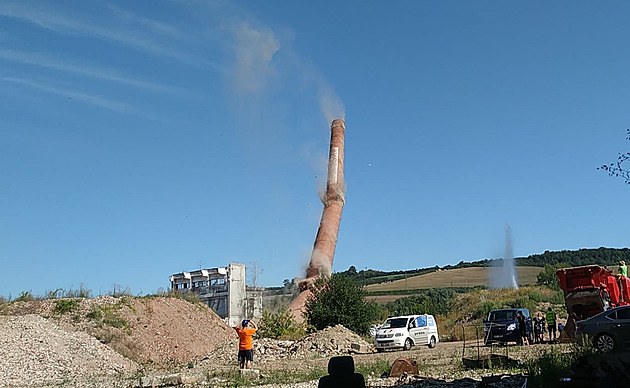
[234,319,257,369]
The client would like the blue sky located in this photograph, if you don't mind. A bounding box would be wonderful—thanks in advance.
[2,1,629,298]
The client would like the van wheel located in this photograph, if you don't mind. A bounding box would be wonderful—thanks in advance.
[428,336,436,349]
[403,338,412,351]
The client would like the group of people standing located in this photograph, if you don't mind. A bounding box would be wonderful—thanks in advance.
[515,307,557,345]
[531,307,557,344]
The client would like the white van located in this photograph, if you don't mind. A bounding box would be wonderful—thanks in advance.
[374,314,439,351]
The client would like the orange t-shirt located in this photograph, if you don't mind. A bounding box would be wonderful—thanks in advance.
[235,327,257,350]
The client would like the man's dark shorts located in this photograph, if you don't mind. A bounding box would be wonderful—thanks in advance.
[548,324,556,332]
[238,349,253,362]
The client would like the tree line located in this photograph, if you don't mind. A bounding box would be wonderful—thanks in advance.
[339,247,630,286]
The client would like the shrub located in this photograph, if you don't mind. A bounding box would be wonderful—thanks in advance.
[550,290,565,304]
[13,291,34,303]
[471,300,500,320]
[527,290,544,303]
[54,299,80,314]
[304,273,380,335]
[257,308,306,340]
[384,289,456,317]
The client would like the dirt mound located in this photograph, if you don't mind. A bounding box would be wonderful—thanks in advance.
[4,296,236,366]
[120,297,236,364]
[0,315,136,387]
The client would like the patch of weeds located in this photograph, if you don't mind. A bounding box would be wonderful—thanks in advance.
[550,290,565,304]
[356,358,392,377]
[187,361,194,369]
[103,314,128,329]
[86,307,103,320]
[527,290,544,303]
[258,367,327,385]
[526,340,596,387]
[110,284,132,298]
[207,367,328,386]
[85,302,129,331]
[54,299,80,314]
[46,286,92,299]
[13,291,35,303]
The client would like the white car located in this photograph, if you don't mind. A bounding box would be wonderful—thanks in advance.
[374,314,439,352]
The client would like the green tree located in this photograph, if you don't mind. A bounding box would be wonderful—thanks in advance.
[304,273,379,335]
[257,307,305,340]
[536,263,566,290]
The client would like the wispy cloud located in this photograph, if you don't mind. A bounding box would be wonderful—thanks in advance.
[0,49,189,95]
[106,3,184,38]
[0,1,210,66]
[3,77,129,113]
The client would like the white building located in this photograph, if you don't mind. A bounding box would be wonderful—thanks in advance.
[169,263,263,326]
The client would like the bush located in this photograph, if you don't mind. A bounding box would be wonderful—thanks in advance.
[550,290,565,304]
[54,299,80,314]
[536,263,568,290]
[13,291,34,303]
[474,301,500,320]
[257,308,306,340]
[304,273,380,335]
[384,289,456,317]
[527,290,544,303]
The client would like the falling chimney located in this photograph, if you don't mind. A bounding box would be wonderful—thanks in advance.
[289,119,346,321]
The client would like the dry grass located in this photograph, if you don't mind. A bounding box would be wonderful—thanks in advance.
[365,266,543,292]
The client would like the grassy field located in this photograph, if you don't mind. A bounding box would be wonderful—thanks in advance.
[365,266,543,292]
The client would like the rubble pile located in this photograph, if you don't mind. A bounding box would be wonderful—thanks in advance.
[288,325,375,357]
[207,324,374,365]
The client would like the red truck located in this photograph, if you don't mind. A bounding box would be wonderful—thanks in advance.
[556,265,630,340]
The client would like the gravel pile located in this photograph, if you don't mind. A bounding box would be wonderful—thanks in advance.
[0,315,136,387]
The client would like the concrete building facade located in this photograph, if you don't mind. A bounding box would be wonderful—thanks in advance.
[169,263,263,326]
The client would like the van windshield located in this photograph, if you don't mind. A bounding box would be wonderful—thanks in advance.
[488,310,516,322]
[381,318,408,329]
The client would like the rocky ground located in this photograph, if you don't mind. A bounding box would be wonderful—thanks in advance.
[0,297,564,387]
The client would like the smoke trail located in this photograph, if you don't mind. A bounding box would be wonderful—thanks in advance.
[318,81,345,123]
[226,22,280,95]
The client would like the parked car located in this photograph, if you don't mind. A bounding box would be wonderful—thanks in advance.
[575,305,630,352]
[483,308,532,345]
[374,314,439,352]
